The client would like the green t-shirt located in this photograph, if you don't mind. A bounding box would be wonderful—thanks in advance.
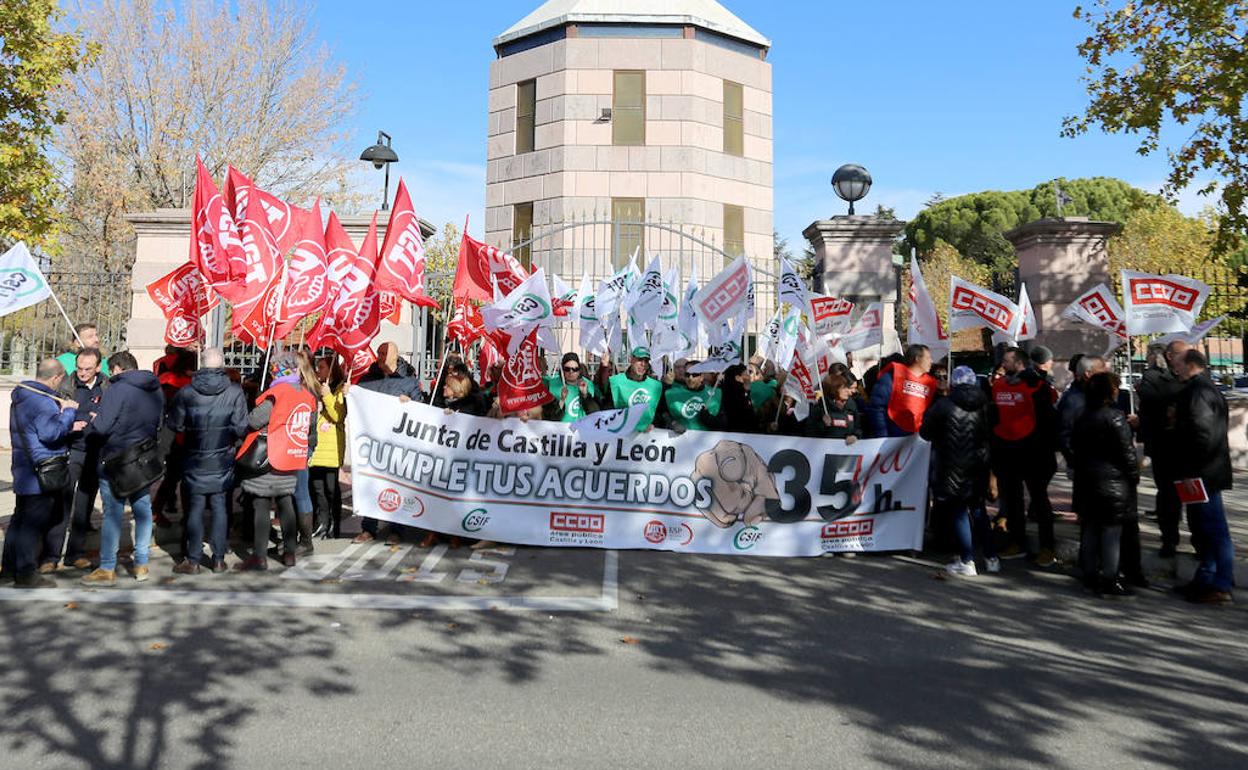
[57,350,109,378]
[545,375,598,423]
[749,379,777,410]
[609,373,663,431]
[663,384,722,431]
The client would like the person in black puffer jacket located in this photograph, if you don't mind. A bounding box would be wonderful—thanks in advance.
[921,366,996,576]
[1071,372,1140,597]
[696,364,759,434]
[169,348,249,574]
[806,373,863,441]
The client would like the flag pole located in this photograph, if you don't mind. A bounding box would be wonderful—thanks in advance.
[13,381,70,406]
[1126,332,1136,414]
[47,287,85,348]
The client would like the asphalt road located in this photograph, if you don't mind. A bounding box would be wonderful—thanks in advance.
[1,473,1246,769]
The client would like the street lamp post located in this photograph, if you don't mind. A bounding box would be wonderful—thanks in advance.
[832,163,872,215]
[360,130,399,210]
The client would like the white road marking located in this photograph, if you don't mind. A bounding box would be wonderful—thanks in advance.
[396,544,450,583]
[0,550,621,613]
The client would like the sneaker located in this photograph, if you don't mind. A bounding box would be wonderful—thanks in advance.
[173,561,200,575]
[210,558,228,574]
[998,544,1027,560]
[1033,548,1057,568]
[81,568,117,586]
[984,557,1001,574]
[1098,577,1133,598]
[1187,588,1234,605]
[133,565,150,582]
[945,559,978,577]
[14,573,56,589]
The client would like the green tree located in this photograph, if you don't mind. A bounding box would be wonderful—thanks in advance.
[1064,1,1248,253]
[0,0,91,248]
[772,230,792,261]
[903,177,1159,276]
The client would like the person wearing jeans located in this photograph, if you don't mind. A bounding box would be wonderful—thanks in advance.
[96,476,153,575]
[1174,349,1235,604]
[81,351,164,586]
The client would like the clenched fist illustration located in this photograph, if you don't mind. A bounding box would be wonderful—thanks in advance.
[693,441,780,528]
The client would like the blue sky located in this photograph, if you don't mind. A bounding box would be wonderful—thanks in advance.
[315,0,1204,247]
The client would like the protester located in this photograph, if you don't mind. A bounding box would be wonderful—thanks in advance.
[81,351,164,586]
[931,361,950,398]
[1,359,79,588]
[922,365,996,576]
[152,347,196,524]
[235,352,316,570]
[548,352,600,422]
[748,358,779,411]
[48,348,107,572]
[292,352,322,556]
[866,344,936,437]
[168,347,248,574]
[443,370,489,417]
[806,373,863,441]
[990,346,1058,566]
[56,323,109,379]
[1071,372,1140,597]
[660,363,721,433]
[309,353,347,539]
[1173,350,1235,604]
[1029,345,1055,383]
[695,363,758,433]
[1056,355,1108,467]
[1138,340,1189,557]
[606,348,663,431]
[354,342,423,544]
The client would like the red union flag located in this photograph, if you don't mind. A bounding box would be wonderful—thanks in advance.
[189,157,246,300]
[222,167,302,256]
[496,329,553,413]
[448,296,485,345]
[325,212,382,351]
[164,309,202,347]
[274,200,329,338]
[949,276,1021,336]
[229,191,283,340]
[379,291,403,324]
[810,294,855,335]
[346,346,376,383]
[146,262,217,320]
[694,255,753,327]
[453,230,529,302]
[1062,283,1128,340]
[1121,270,1210,334]
[376,179,438,308]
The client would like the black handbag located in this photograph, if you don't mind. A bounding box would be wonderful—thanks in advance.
[102,436,165,498]
[235,433,270,477]
[14,404,71,494]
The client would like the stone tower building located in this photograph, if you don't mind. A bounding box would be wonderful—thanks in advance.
[485,0,774,318]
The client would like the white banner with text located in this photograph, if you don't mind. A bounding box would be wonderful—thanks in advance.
[346,389,929,557]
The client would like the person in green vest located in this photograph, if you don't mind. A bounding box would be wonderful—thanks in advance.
[748,357,777,411]
[57,323,109,378]
[546,352,600,422]
[661,363,722,433]
[608,347,663,431]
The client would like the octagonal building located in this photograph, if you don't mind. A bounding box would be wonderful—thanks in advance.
[486,0,774,319]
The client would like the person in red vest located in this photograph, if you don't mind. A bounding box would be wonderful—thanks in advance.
[235,352,316,571]
[865,344,937,438]
[990,346,1059,565]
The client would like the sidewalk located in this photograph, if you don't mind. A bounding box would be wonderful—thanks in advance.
[0,449,1244,584]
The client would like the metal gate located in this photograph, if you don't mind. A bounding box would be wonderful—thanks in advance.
[0,269,131,376]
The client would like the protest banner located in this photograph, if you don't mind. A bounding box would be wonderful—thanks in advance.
[1121,270,1211,335]
[347,389,930,556]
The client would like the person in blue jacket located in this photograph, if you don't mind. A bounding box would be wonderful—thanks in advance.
[1,358,80,588]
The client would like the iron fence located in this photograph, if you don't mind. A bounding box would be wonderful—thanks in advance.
[0,270,131,375]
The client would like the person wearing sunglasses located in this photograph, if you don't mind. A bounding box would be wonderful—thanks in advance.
[546,352,600,422]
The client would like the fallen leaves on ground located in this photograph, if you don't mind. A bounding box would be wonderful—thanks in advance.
[148,642,167,651]
[63,602,79,610]
[620,636,641,645]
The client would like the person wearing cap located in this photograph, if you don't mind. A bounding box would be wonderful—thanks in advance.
[1029,345,1055,382]
[922,365,996,576]
[990,346,1059,566]
[660,361,723,433]
[546,352,600,422]
[607,347,663,431]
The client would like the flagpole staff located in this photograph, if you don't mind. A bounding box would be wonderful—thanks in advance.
[258,251,294,390]
[47,289,85,349]
[13,381,71,406]
[1126,333,1136,414]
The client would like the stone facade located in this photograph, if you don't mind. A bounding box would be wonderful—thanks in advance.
[485,21,774,312]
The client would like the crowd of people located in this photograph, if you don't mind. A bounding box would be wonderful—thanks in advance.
[0,325,1236,605]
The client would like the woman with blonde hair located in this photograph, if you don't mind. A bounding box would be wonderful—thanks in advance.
[291,351,322,555]
[309,351,348,539]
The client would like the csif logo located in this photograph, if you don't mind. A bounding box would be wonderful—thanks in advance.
[462,508,490,533]
[733,526,762,551]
